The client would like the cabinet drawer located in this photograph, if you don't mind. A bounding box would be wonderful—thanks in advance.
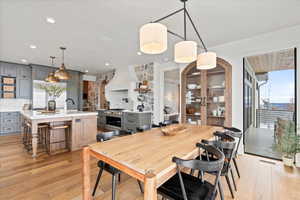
[0,124,17,133]
[0,112,18,118]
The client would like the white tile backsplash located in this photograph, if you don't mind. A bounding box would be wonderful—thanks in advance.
[0,99,31,112]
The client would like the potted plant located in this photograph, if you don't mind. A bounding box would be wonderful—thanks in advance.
[275,121,300,167]
[38,83,66,111]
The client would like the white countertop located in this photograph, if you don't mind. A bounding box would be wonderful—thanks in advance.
[20,110,98,120]
[123,110,152,113]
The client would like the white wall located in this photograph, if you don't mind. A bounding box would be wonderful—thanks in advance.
[210,24,300,154]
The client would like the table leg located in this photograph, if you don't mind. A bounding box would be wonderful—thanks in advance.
[31,122,38,158]
[82,147,91,200]
[144,172,157,200]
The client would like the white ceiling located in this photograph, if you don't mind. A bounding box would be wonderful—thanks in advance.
[1,0,300,74]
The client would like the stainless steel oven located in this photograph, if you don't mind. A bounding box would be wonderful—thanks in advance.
[104,109,124,130]
[106,116,122,128]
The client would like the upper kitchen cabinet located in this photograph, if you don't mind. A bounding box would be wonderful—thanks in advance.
[31,64,53,81]
[66,71,82,110]
[16,65,32,99]
[0,62,17,77]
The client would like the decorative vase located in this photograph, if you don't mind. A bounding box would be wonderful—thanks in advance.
[48,100,56,112]
[282,156,294,167]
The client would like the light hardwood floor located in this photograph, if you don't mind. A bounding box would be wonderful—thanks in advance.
[0,134,299,200]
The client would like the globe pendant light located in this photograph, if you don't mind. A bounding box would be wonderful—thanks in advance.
[174,41,197,63]
[197,52,217,70]
[46,56,60,83]
[55,47,71,80]
[139,23,167,54]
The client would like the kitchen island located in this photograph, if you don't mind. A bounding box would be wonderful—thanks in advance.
[21,110,98,158]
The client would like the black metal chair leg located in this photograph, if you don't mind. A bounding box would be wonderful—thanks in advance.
[230,168,237,191]
[92,167,104,196]
[225,175,235,198]
[233,158,240,178]
[190,169,195,176]
[118,173,121,183]
[112,174,117,200]
[217,180,224,200]
[137,180,144,193]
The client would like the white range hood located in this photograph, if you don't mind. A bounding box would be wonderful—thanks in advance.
[105,66,136,91]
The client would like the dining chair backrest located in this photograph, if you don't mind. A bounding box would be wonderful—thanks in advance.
[172,144,224,200]
[223,127,242,156]
[97,131,116,142]
[201,133,236,173]
[136,124,151,132]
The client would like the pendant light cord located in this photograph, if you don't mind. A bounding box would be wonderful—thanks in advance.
[184,1,186,40]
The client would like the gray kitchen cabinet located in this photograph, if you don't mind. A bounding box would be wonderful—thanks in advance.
[66,71,81,110]
[0,112,21,135]
[0,62,17,77]
[122,112,152,133]
[31,65,53,81]
[16,65,32,99]
[17,79,32,99]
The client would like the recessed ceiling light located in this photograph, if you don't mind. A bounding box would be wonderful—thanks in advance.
[137,51,142,55]
[29,45,37,49]
[105,62,110,66]
[46,17,55,24]
[85,70,89,73]
[21,59,27,63]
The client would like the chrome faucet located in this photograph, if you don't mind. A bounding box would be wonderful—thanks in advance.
[66,98,75,105]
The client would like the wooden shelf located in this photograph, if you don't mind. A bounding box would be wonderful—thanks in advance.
[134,88,151,93]
[208,115,225,118]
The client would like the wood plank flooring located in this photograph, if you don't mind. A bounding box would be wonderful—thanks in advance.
[0,134,300,200]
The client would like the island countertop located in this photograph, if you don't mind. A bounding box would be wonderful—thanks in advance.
[20,110,98,120]
[20,110,98,158]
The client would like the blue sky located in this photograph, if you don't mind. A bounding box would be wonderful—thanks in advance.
[260,69,295,103]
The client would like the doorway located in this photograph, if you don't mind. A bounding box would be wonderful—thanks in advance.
[243,48,297,160]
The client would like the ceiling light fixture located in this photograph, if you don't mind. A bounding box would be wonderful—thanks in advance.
[21,59,27,63]
[55,47,71,80]
[85,70,89,73]
[137,51,142,55]
[139,0,216,69]
[29,45,37,49]
[105,62,110,66]
[46,56,60,83]
[46,17,55,24]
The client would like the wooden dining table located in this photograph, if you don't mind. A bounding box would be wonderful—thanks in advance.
[82,124,222,200]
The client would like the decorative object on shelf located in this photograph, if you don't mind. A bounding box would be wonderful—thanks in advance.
[187,84,197,90]
[137,103,145,112]
[161,124,186,136]
[55,47,71,80]
[45,56,60,83]
[139,0,216,68]
[1,77,16,98]
[274,121,300,167]
[37,83,66,111]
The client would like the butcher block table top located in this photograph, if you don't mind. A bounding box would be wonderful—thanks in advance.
[82,124,223,200]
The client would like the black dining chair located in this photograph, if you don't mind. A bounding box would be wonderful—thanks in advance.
[136,124,152,132]
[93,131,143,199]
[199,133,237,199]
[157,144,225,200]
[223,126,242,178]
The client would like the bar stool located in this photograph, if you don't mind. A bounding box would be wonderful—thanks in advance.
[46,122,71,155]
[22,121,49,152]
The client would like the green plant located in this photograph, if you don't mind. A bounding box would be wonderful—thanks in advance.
[37,83,66,100]
[275,121,300,158]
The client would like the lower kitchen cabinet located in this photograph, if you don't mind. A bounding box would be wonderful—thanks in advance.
[0,112,21,135]
[122,111,152,133]
[71,116,97,150]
